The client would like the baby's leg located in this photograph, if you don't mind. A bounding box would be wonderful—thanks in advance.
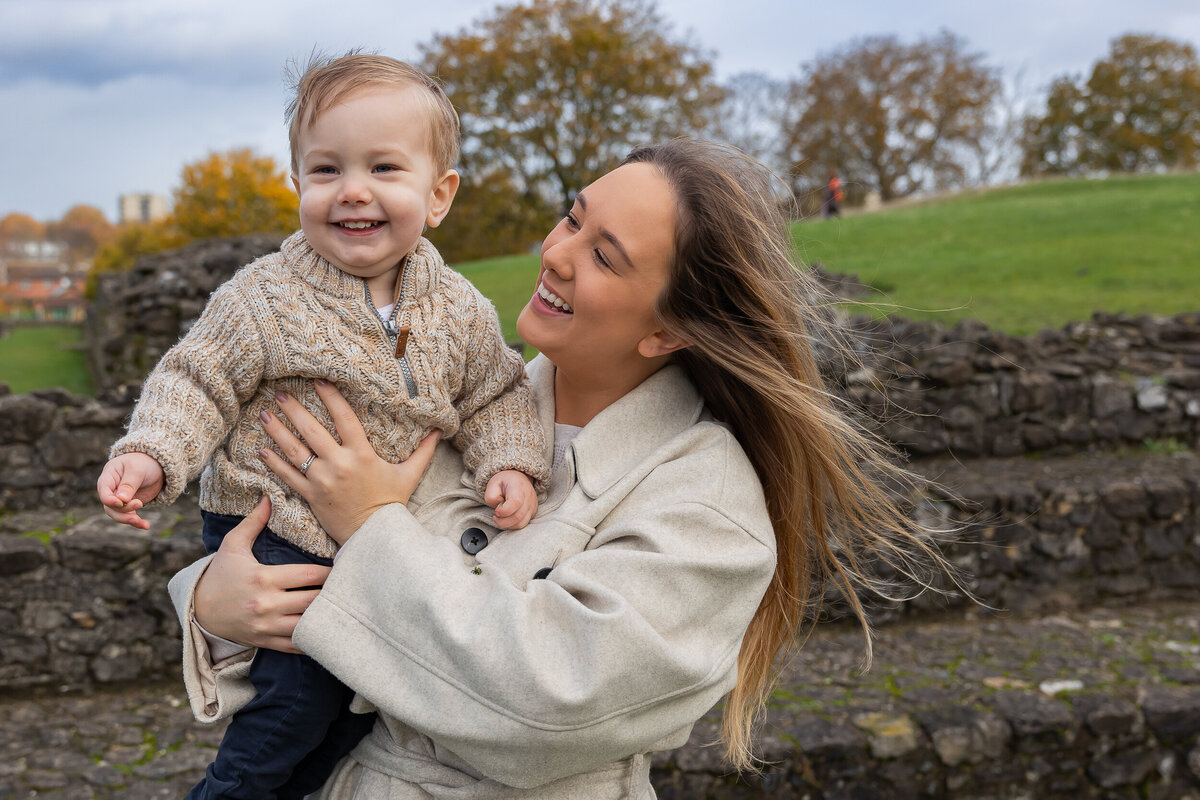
[186,515,374,799]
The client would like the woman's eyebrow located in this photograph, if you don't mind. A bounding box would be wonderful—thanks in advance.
[576,192,636,270]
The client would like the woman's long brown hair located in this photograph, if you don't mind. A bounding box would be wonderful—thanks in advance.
[622,140,955,770]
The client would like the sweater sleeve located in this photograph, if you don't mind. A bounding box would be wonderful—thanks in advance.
[448,287,549,493]
[109,277,267,504]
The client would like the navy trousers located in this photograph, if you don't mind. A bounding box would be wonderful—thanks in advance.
[185,512,375,800]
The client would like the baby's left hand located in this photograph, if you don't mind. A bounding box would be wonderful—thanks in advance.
[484,470,538,530]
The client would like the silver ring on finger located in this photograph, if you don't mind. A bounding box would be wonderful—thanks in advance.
[299,453,317,475]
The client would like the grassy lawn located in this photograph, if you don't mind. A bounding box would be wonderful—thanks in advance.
[457,252,540,343]
[792,172,1200,335]
[0,324,93,395]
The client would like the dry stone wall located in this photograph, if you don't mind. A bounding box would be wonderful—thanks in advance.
[85,234,282,402]
[2,247,1198,701]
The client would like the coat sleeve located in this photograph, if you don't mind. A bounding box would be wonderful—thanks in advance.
[293,463,775,789]
[109,278,267,503]
[166,555,257,724]
[446,285,549,493]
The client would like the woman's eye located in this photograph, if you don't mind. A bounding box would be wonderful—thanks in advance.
[564,213,580,230]
[593,249,611,270]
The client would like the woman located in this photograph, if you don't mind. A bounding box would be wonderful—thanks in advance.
[172,140,946,798]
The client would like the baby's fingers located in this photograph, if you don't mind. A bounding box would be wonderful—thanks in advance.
[103,505,149,530]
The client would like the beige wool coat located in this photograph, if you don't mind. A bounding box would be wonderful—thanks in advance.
[169,355,777,799]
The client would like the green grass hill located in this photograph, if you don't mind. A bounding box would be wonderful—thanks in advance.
[793,171,1200,335]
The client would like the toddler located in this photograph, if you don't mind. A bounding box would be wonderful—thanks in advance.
[97,53,548,799]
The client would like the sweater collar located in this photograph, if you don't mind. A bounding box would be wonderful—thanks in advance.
[526,355,705,498]
[279,230,442,302]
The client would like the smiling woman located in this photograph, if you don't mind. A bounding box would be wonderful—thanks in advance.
[171,138,956,799]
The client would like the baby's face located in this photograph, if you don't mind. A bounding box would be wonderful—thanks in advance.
[292,86,448,294]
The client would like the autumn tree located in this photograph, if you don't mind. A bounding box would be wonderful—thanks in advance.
[427,166,557,263]
[707,71,790,176]
[1021,34,1200,176]
[47,204,115,258]
[0,213,46,246]
[781,31,1001,201]
[172,148,298,239]
[421,0,722,221]
[92,148,296,283]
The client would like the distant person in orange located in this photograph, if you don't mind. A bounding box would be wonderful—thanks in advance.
[823,171,843,218]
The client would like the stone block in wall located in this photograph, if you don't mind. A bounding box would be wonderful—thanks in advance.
[0,536,51,575]
[1012,372,1061,414]
[1073,693,1143,739]
[37,427,114,471]
[0,395,57,444]
[0,445,54,488]
[915,706,1009,767]
[55,524,152,572]
[1092,375,1134,418]
[989,690,1076,753]
[1102,480,1149,519]
[1141,686,1200,742]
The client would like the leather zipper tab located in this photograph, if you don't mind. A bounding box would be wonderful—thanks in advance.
[394,325,410,359]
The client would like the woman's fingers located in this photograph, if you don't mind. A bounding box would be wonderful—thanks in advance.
[258,408,314,473]
[259,447,304,494]
[314,379,371,450]
[272,390,338,459]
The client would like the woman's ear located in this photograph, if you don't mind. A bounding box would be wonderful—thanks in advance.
[425,169,460,228]
[637,329,689,359]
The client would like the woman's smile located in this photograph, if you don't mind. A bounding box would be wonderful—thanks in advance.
[534,281,573,315]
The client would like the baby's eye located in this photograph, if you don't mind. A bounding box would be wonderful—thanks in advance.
[313,166,337,175]
[373,164,399,173]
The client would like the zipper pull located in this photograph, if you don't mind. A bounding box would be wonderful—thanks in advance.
[394,325,410,359]
[381,319,398,337]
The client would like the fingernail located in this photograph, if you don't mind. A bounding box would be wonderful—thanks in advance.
[259,449,270,461]
[275,391,287,403]
[260,410,271,424]
[315,378,328,386]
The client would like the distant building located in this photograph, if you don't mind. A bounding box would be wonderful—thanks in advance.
[0,242,89,322]
[118,193,170,224]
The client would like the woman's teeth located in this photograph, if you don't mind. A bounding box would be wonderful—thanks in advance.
[537,282,572,313]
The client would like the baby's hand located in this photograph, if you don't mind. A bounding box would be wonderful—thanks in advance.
[484,470,538,530]
[97,452,165,530]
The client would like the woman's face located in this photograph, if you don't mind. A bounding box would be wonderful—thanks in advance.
[516,162,679,382]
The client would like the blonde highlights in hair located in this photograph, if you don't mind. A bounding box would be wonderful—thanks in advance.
[621,140,954,771]
[286,51,460,177]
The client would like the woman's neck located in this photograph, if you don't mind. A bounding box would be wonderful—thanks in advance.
[552,359,668,427]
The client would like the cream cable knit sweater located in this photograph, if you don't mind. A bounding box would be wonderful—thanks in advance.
[111,232,548,558]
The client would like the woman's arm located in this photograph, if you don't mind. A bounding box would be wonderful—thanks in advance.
[169,497,331,721]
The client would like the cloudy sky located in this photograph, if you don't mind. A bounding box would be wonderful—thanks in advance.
[2,0,1198,222]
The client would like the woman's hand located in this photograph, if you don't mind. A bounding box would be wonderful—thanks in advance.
[258,378,441,546]
[194,497,329,654]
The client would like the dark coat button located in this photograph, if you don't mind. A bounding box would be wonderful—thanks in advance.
[533,567,553,580]
[460,527,488,555]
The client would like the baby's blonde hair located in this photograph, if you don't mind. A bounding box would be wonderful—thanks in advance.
[286,51,460,177]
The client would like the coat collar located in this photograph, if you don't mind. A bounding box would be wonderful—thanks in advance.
[279,230,442,302]
[526,355,706,498]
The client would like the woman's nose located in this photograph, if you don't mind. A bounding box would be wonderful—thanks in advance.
[541,237,574,280]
